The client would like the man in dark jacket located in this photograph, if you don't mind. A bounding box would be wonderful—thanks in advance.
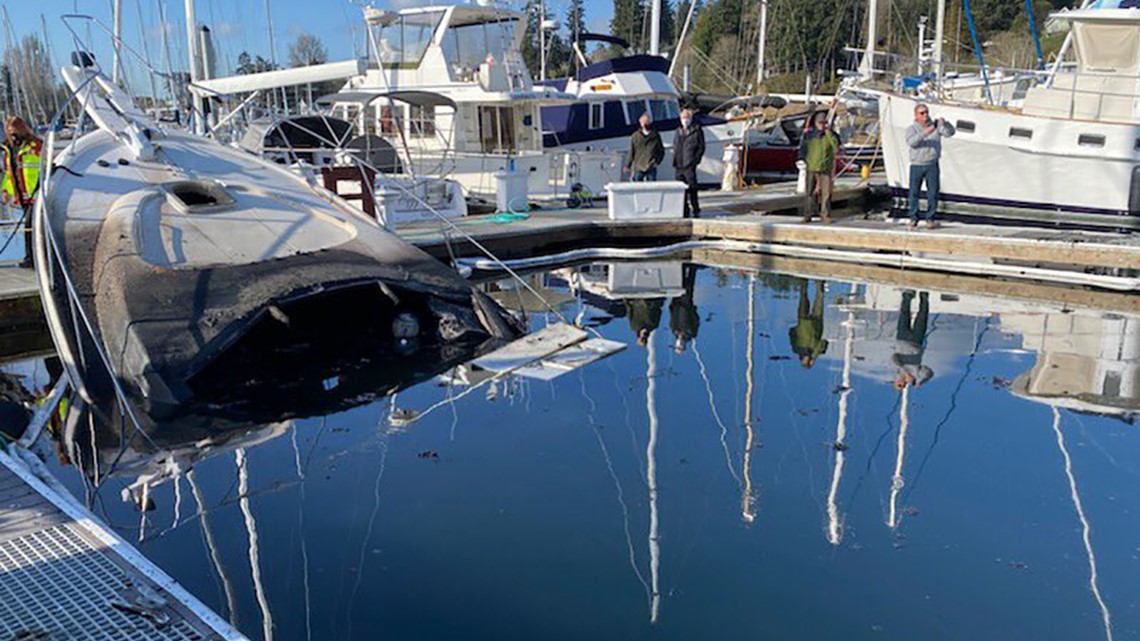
[673,107,705,218]
[669,264,700,353]
[625,112,665,181]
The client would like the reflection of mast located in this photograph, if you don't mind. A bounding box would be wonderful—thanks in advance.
[1052,407,1114,641]
[741,275,757,523]
[291,425,314,641]
[646,333,661,624]
[827,307,855,544]
[188,469,240,626]
[887,385,909,529]
[237,448,275,641]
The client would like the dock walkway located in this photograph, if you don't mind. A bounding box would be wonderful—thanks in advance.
[0,447,246,641]
[400,182,1140,284]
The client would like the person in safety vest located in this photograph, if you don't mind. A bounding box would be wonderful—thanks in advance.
[2,117,43,268]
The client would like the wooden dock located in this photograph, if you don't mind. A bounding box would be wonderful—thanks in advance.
[399,181,1140,291]
[0,446,246,640]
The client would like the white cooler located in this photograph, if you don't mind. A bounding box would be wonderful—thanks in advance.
[606,181,688,220]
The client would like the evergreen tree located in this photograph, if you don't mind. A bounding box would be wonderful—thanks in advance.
[566,0,586,41]
[520,0,542,75]
[611,0,644,51]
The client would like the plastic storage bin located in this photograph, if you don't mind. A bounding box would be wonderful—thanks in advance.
[606,181,688,220]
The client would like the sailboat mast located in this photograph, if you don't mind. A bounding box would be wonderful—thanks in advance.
[756,0,768,86]
[184,0,204,133]
[860,0,879,79]
[933,0,946,84]
[112,0,123,86]
[539,0,547,81]
[649,0,661,55]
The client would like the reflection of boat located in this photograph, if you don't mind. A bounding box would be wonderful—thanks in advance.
[39,63,522,422]
[826,284,1140,422]
[1005,313,1140,421]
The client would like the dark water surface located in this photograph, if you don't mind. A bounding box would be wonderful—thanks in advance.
[16,260,1140,641]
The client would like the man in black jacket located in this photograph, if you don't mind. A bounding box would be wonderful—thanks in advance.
[673,107,706,218]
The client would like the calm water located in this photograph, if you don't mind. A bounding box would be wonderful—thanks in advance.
[12,260,1140,640]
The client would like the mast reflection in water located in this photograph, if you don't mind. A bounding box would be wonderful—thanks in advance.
[15,259,1139,641]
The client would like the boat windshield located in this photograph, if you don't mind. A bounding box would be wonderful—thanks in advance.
[373,10,445,67]
[440,17,519,76]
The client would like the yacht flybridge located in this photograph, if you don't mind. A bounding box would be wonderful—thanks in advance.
[876,1,1140,229]
[329,4,595,199]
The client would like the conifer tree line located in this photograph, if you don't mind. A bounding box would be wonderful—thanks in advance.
[520,0,1079,94]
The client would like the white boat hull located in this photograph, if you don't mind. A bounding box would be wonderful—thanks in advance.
[548,122,739,187]
[879,92,1140,227]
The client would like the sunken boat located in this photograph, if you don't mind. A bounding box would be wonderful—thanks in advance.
[36,64,522,421]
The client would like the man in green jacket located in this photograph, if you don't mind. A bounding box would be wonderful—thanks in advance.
[798,111,840,223]
[789,280,828,368]
[625,112,665,181]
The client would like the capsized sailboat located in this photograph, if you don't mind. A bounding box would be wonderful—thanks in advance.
[37,62,523,420]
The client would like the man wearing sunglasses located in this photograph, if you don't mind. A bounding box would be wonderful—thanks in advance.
[904,103,954,228]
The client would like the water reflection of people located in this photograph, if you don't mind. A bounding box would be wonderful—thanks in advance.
[789,280,828,368]
[892,290,933,389]
[628,298,665,347]
[668,265,700,353]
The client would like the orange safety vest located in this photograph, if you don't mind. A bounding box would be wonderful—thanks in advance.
[2,138,43,207]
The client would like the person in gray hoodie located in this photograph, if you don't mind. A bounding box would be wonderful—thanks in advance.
[891,290,933,390]
[905,103,955,228]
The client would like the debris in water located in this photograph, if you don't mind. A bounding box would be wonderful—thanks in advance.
[832,385,851,394]
[768,355,790,361]
[418,450,440,460]
[831,441,849,452]
[902,506,920,517]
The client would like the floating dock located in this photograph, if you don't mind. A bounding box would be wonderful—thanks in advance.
[0,447,247,641]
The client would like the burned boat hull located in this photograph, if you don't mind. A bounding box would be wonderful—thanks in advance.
[40,66,521,421]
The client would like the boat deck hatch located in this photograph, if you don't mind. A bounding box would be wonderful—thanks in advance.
[166,180,235,212]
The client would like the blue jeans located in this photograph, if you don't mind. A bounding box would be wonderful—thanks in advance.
[632,167,657,182]
[908,163,940,221]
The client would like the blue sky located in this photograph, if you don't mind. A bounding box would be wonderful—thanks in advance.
[6,0,614,84]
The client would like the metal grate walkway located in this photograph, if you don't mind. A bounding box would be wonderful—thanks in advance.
[0,450,247,641]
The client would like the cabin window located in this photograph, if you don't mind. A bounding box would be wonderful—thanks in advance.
[377,105,399,135]
[409,104,436,137]
[955,120,975,133]
[649,99,669,122]
[666,100,680,119]
[625,99,647,126]
[589,103,604,130]
[479,105,517,153]
[372,10,445,68]
[1009,127,1033,140]
[1078,133,1105,148]
[440,16,520,73]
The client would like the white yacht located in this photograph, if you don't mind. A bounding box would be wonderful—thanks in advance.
[329,4,599,199]
[876,1,1140,229]
[537,39,740,187]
